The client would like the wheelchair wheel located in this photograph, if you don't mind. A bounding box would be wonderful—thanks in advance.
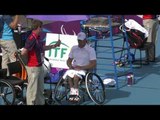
[54,77,70,105]
[85,72,106,105]
[0,79,16,105]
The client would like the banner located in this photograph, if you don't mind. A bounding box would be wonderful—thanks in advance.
[45,33,78,69]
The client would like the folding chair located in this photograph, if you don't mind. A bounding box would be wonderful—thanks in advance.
[133,42,153,67]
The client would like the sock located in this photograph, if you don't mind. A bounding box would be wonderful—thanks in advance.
[74,88,79,96]
[70,87,75,95]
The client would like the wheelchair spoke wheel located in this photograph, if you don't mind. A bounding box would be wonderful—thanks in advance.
[0,80,16,105]
[54,78,69,105]
[85,73,106,105]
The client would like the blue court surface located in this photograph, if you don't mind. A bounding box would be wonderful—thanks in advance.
[96,25,160,105]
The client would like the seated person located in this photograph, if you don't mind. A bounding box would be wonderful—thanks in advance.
[62,32,96,102]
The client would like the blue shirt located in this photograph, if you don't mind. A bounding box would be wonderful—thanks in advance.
[0,15,13,40]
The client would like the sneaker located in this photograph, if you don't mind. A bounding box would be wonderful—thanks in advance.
[73,95,81,102]
[69,95,76,102]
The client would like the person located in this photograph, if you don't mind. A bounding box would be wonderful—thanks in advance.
[142,15,159,62]
[62,32,96,102]
[0,15,19,75]
[19,19,61,105]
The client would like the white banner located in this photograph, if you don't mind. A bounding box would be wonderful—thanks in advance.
[45,33,78,69]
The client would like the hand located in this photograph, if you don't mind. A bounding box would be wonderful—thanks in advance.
[55,40,61,47]
[69,65,74,69]
[14,49,22,57]
[14,51,18,58]
[73,65,82,70]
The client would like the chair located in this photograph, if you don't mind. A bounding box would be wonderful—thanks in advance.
[124,29,152,67]
[0,68,7,79]
[133,42,153,67]
[54,72,106,105]
[119,22,151,67]
[0,62,26,105]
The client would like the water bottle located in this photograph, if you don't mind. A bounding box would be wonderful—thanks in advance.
[17,24,22,34]
[127,73,133,86]
[130,74,135,84]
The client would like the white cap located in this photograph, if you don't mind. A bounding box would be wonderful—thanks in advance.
[77,32,86,40]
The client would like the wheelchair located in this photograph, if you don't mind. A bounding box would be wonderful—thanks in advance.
[0,77,25,105]
[0,51,55,105]
[54,71,106,105]
[0,76,16,105]
[0,51,27,105]
[1,51,62,105]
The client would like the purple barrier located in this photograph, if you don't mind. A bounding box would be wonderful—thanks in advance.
[43,20,81,35]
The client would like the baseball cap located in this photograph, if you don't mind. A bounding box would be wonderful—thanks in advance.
[77,32,86,40]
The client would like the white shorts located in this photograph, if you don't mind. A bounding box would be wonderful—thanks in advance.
[62,69,86,79]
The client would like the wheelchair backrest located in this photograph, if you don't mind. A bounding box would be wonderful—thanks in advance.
[9,51,28,81]
[0,68,7,79]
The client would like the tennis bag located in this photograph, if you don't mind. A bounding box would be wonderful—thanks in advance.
[119,19,148,48]
[126,29,147,48]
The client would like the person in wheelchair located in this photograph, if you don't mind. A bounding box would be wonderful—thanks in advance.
[63,32,96,102]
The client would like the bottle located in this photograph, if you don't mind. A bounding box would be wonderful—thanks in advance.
[17,24,22,34]
[130,74,135,84]
[127,74,132,86]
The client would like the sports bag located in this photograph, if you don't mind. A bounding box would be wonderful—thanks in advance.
[119,19,148,48]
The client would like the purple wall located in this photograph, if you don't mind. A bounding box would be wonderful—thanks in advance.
[40,15,143,39]
[43,20,81,35]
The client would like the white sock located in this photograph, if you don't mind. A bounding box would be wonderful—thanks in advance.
[74,88,79,96]
[70,88,75,95]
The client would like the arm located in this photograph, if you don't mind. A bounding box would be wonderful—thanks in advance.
[67,57,74,69]
[21,48,28,56]
[14,48,28,58]
[44,40,61,51]
[9,15,19,29]
[74,60,96,71]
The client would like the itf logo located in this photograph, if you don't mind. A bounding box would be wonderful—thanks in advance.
[48,41,69,59]
[45,33,78,69]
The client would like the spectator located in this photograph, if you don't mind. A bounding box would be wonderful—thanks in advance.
[0,15,19,75]
[142,15,159,62]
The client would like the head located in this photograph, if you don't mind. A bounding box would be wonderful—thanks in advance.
[77,32,87,48]
[31,19,43,35]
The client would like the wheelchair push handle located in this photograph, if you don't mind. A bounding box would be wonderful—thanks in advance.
[14,49,22,58]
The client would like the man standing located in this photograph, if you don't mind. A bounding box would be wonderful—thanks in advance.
[143,15,159,62]
[0,15,19,75]
[20,19,61,105]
